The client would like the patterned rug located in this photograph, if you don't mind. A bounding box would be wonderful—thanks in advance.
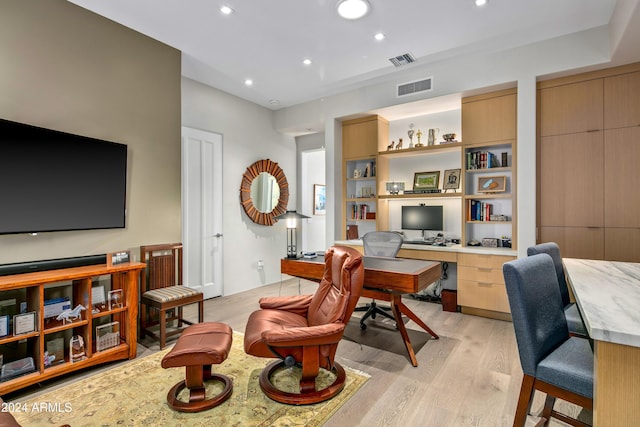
[12,332,369,426]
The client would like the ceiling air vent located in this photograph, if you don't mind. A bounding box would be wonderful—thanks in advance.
[397,77,433,97]
[389,53,416,67]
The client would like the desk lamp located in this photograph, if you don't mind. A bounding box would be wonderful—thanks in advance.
[275,210,310,259]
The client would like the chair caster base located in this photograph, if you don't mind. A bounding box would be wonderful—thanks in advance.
[258,360,346,405]
[166,373,233,413]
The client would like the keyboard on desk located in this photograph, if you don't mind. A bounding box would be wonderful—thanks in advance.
[404,240,435,245]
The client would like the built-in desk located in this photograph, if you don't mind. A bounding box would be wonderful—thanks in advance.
[334,240,516,320]
[563,258,640,426]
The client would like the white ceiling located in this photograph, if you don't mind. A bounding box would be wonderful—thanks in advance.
[67,0,625,110]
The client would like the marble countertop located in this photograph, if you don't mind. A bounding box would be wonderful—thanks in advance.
[563,258,640,348]
[334,239,517,256]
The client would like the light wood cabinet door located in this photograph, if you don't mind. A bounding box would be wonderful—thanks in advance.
[605,228,640,262]
[604,71,640,129]
[539,79,603,136]
[604,127,640,227]
[539,226,605,260]
[342,116,387,159]
[462,92,516,144]
[540,132,604,227]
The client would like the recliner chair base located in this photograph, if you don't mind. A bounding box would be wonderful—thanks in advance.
[259,360,346,405]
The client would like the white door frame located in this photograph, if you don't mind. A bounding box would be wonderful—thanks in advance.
[181,126,223,299]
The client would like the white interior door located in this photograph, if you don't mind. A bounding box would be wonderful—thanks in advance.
[181,127,223,299]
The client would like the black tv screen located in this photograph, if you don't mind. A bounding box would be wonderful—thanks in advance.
[401,205,443,231]
[0,118,127,235]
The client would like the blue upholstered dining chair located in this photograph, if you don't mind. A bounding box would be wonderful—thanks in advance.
[527,242,588,337]
[503,254,593,427]
[354,231,403,329]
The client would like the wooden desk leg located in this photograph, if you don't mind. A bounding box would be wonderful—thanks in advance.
[389,294,418,367]
[397,301,439,339]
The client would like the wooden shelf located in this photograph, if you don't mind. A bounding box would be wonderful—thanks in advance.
[465,166,512,174]
[464,194,512,200]
[379,142,462,158]
[0,262,144,395]
[379,192,461,200]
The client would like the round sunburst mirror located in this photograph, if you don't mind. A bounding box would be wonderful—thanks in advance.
[239,159,289,226]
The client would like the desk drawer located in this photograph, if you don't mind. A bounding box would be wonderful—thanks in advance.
[458,253,515,269]
[458,265,505,284]
[458,279,510,313]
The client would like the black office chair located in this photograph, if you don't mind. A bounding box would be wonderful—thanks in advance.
[503,254,593,427]
[527,242,588,337]
[355,231,403,330]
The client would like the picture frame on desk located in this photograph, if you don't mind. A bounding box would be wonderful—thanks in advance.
[477,176,506,193]
[413,171,440,190]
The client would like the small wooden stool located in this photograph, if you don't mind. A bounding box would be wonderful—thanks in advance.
[161,322,233,412]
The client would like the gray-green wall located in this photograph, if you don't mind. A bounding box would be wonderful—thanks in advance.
[0,0,182,263]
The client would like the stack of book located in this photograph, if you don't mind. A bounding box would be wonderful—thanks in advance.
[466,151,504,170]
[467,200,493,221]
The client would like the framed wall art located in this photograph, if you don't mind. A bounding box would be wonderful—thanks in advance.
[443,169,461,190]
[313,184,326,215]
[413,171,440,190]
[477,176,506,193]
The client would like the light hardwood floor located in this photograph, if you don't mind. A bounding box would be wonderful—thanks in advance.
[7,278,589,426]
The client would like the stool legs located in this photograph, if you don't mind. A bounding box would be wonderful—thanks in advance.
[166,364,233,413]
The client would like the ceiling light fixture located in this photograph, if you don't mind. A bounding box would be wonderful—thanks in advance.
[475,0,487,6]
[336,0,370,20]
[244,79,253,86]
[303,58,312,65]
[220,5,233,15]
[374,32,385,41]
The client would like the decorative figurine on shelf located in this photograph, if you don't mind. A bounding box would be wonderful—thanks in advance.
[387,140,395,150]
[396,138,403,150]
[415,129,424,147]
[428,128,439,146]
[408,123,415,148]
[56,304,86,325]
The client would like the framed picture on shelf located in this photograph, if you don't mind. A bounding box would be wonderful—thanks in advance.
[108,289,123,310]
[106,250,131,268]
[96,321,120,352]
[477,176,506,193]
[443,169,461,190]
[413,171,440,190]
[13,311,36,336]
[0,315,9,338]
[313,184,326,215]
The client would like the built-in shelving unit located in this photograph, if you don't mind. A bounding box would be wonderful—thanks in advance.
[0,262,144,395]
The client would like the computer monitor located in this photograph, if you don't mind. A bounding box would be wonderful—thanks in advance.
[401,205,443,239]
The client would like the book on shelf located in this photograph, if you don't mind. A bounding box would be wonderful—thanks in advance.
[350,204,373,220]
[467,200,493,221]
[466,151,502,170]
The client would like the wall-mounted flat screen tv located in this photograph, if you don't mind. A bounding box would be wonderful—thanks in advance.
[0,118,127,235]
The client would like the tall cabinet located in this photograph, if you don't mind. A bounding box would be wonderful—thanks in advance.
[342,115,388,239]
[538,63,640,261]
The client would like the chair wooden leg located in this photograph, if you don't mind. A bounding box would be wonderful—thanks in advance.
[198,299,204,323]
[514,374,536,427]
[160,308,167,349]
[541,394,555,426]
[178,306,184,327]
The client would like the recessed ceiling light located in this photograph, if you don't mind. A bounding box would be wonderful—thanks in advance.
[269,99,280,105]
[374,32,385,41]
[220,5,233,15]
[303,58,312,65]
[475,0,487,6]
[244,79,253,86]
[337,0,370,20]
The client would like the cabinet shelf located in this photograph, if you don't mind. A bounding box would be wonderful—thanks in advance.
[346,197,377,202]
[379,142,462,158]
[464,194,511,200]
[346,177,376,182]
[44,319,89,335]
[379,192,461,200]
[0,331,40,346]
[465,166,512,174]
[92,306,126,318]
[466,220,512,224]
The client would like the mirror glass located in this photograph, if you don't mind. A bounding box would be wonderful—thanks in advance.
[250,172,280,213]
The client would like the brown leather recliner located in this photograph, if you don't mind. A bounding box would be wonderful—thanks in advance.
[244,246,364,405]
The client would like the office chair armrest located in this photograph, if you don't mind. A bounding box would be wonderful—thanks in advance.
[261,323,346,347]
[258,295,314,316]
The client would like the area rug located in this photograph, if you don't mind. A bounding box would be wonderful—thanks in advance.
[12,332,369,426]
